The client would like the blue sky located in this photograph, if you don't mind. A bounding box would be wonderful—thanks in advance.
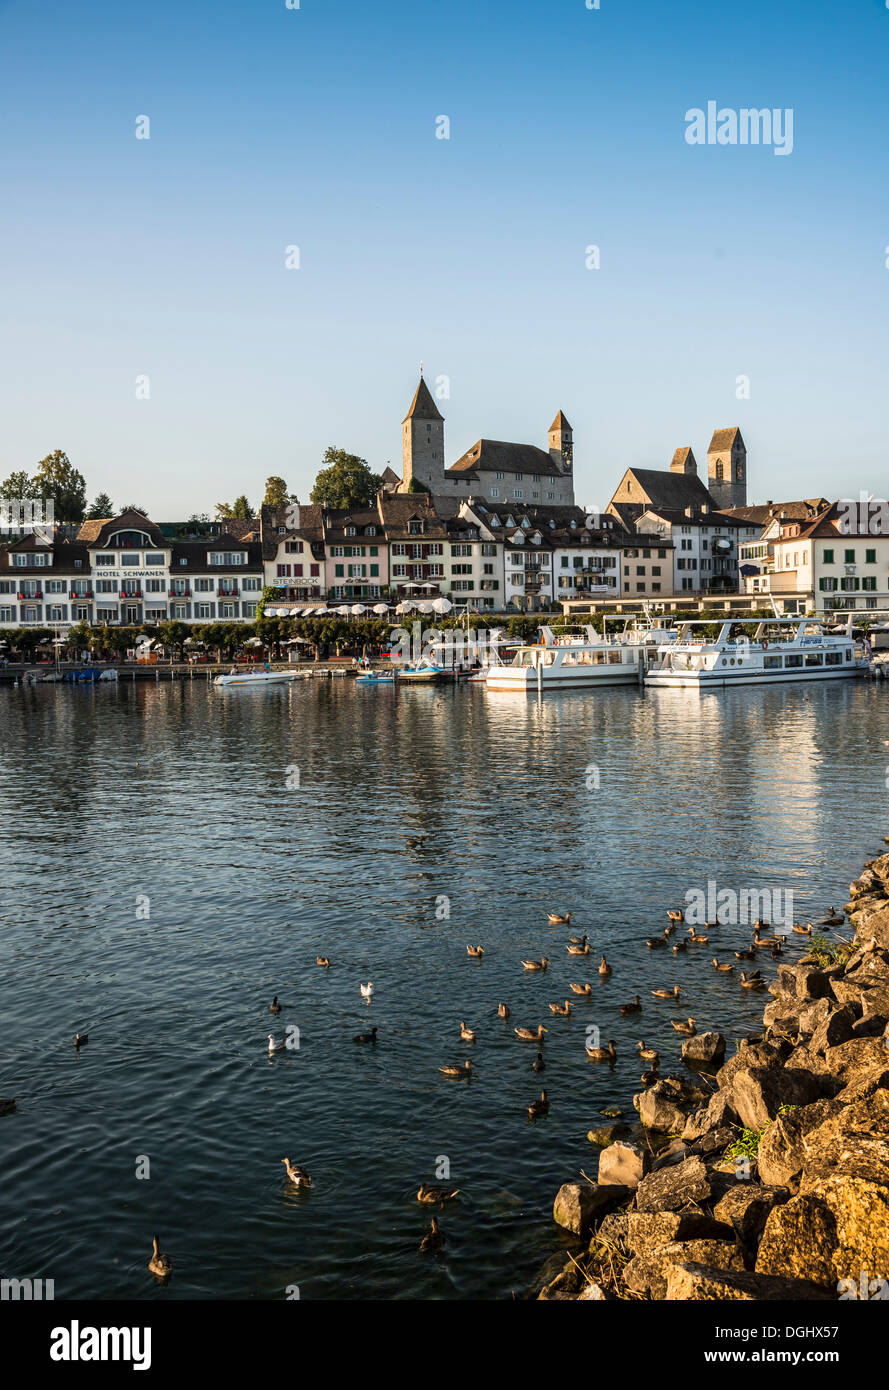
[0,0,886,516]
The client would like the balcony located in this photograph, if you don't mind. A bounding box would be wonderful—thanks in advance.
[168,590,191,599]
[69,591,93,600]
[120,591,142,601]
[17,591,42,600]
[217,590,239,598]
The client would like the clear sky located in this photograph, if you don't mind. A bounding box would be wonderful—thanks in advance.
[0,0,886,517]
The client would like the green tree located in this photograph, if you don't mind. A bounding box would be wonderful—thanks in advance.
[216,496,254,520]
[0,470,37,503]
[157,620,190,659]
[263,476,290,508]
[407,476,430,493]
[86,492,115,519]
[310,448,383,510]
[33,450,87,523]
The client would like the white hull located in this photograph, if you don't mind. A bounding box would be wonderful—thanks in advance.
[646,666,867,689]
[214,671,298,687]
[486,667,639,691]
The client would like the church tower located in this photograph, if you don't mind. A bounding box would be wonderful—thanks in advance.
[401,374,445,491]
[707,427,747,509]
[547,411,573,475]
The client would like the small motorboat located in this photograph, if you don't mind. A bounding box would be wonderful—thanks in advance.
[214,667,298,687]
[356,671,396,685]
[396,659,449,684]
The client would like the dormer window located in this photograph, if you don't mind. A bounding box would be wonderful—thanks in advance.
[365,526,376,536]
[408,520,423,535]
[345,526,356,536]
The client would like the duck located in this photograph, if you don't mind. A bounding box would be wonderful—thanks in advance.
[148,1236,172,1279]
[417,1184,460,1204]
[651,985,684,1000]
[521,957,550,972]
[439,1059,474,1078]
[514,1024,548,1042]
[567,941,590,956]
[281,1158,312,1187]
[667,909,684,923]
[73,1033,88,1047]
[532,1051,545,1072]
[586,1039,617,1063]
[687,928,709,944]
[671,1017,697,1035]
[672,939,688,954]
[459,1021,476,1042]
[316,956,330,968]
[741,971,764,989]
[548,912,572,925]
[637,1042,659,1063]
[466,945,485,958]
[640,1066,660,1087]
[269,996,282,1014]
[821,908,845,926]
[793,922,813,936]
[360,982,374,998]
[734,948,756,961]
[353,1026,378,1043]
[570,982,592,995]
[419,1215,444,1252]
[598,955,612,976]
[268,1033,287,1054]
[405,836,426,850]
[548,1000,574,1016]
[568,932,588,945]
[712,958,734,972]
[528,1090,550,1118]
[0,1098,16,1116]
[497,1002,511,1019]
[646,936,667,949]
[619,995,642,1014]
[663,922,676,937]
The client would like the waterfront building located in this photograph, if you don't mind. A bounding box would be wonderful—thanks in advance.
[745,502,889,616]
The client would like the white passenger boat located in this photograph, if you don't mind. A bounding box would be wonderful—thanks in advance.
[214,667,299,687]
[484,625,670,692]
[644,616,868,689]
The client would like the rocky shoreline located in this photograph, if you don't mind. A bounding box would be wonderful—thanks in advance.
[537,853,889,1301]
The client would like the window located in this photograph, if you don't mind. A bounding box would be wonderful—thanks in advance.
[866,549,876,564]
[242,602,257,618]
[286,541,304,554]
[481,544,497,556]
[0,607,13,622]
[147,578,165,593]
[452,544,473,557]
[45,580,64,593]
[764,655,783,670]
[823,549,834,564]
[862,577,877,591]
[490,488,499,498]
[209,551,246,566]
[784,653,803,668]
[844,549,855,563]
[119,553,140,566]
[513,490,523,499]
[452,563,473,575]
[636,566,645,575]
[277,564,291,578]
[805,652,824,667]
[334,564,344,578]
[345,526,356,537]
[97,579,117,594]
[220,603,235,619]
[651,566,661,577]
[651,583,661,593]
[366,526,376,536]
[145,552,165,566]
[825,651,843,666]
[242,577,261,591]
[197,603,211,618]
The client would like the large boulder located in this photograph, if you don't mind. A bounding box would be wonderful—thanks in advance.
[587,1121,631,1147]
[636,1083,689,1134]
[809,1005,857,1054]
[623,1240,746,1300]
[664,1262,834,1301]
[756,1098,841,1187]
[754,1194,838,1287]
[626,1210,733,1255]
[634,1155,715,1212]
[762,999,801,1041]
[553,1181,631,1235]
[597,1141,649,1189]
[732,1065,824,1131]
[716,1040,786,1089]
[681,1031,726,1067]
[774,962,831,1003]
[821,1038,889,1085]
[711,1183,790,1246]
[593,1210,629,1245]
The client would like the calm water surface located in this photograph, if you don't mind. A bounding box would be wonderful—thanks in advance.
[0,675,886,1299]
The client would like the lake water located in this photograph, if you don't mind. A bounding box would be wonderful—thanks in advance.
[0,674,886,1299]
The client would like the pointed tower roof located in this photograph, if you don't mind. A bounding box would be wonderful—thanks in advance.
[708,427,744,452]
[548,410,572,432]
[403,376,444,424]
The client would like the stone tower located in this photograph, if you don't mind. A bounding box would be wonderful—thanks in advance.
[401,375,445,491]
[670,446,697,475]
[707,427,747,509]
[547,411,573,475]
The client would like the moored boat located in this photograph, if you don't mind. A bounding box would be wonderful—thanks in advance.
[484,624,668,692]
[644,616,868,689]
[214,667,299,687]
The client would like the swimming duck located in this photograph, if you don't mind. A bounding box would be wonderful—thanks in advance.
[640,1066,660,1086]
[821,908,845,926]
[528,1090,550,1118]
[0,1098,16,1116]
[360,982,374,998]
[586,1039,617,1063]
[466,945,485,958]
[74,1033,88,1047]
[568,932,588,945]
[268,1033,287,1053]
[619,995,642,1014]
[667,909,684,923]
[514,1024,548,1041]
[417,1184,460,1204]
[734,948,756,961]
[353,1026,378,1043]
[419,1215,444,1251]
[793,922,813,936]
[148,1236,172,1279]
[651,985,684,1000]
[712,958,734,972]
[316,957,330,968]
[570,982,593,995]
[548,912,572,925]
[439,1059,474,1078]
[663,922,676,938]
[521,957,551,971]
[741,971,764,989]
[459,1021,476,1041]
[672,939,688,954]
[497,1002,511,1019]
[637,1042,659,1063]
[548,1000,574,1016]
[687,928,709,943]
[646,936,667,949]
[269,996,282,1014]
[281,1158,312,1187]
[670,1018,697,1035]
[567,941,590,956]
[598,955,612,976]
[532,1051,545,1072]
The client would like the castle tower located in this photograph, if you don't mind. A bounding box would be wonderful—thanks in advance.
[401,375,445,491]
[670,446,697,475]
[547,411,573,474]
[707,427,747,508]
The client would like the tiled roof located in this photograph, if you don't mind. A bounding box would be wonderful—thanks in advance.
[548,410,572,432]
[447,439,564,478]
[724,499,828,527]
[402,377,443,423]
[77,509,167,548]
[670,447,697,472]
[708,427,744,453]
[169,540,263,572]
[616,468,714,511]
[0,539,90,572]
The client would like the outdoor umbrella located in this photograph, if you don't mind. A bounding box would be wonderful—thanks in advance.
[432,598,452,614]
[395,601,414,614]
[417,601,434,614]
[372,603,389,615]
[350,604,366,614]
[335,605,351,616]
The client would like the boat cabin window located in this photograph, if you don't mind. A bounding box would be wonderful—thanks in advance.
[542,651,555,665]
[805,652,823,667]
[607,651,623,664]
[763,655,782,670]
[825,651,842,666]
[512,651,535,667]
[845,649,852,661]
[784,653,803,668]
